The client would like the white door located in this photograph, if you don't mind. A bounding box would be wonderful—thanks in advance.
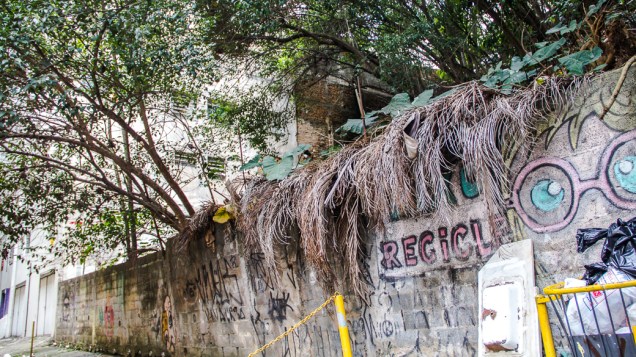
[36,274,56,335]
[11,285,25,336]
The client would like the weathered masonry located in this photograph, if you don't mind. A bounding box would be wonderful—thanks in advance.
[56,67,636,356]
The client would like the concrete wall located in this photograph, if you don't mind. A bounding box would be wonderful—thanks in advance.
[55,230,342,356]
[55,68,636,356]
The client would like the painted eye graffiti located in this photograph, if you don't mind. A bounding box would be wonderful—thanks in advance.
[513,158,578,232]
[531,179,565,212]
[459,167,479,199]
[511,132,636,233]
[614,156,636,194]
[605,136,636,205]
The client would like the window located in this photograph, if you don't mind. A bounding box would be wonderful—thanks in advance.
[173,150,198,167]
[173,150,226,180]
[0,288,9,318]
[202,156,225,180]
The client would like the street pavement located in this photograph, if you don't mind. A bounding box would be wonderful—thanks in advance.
[0,337,109,357]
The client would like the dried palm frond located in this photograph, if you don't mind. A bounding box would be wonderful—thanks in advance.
[410,79,586,219]
[264,165,318,244]
[226,170,314,288]
[236,178,278,258]
[296,144,364,284]
[229,77,586,295]
[353,113,418,229]
[176,201,219,251]
[324,144,367,294]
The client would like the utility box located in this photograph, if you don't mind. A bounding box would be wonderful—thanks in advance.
[478,239,540,356]
[482,282,523,351]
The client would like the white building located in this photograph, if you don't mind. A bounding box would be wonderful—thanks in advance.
[0,231,59,338]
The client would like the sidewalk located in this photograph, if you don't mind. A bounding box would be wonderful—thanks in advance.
[0,337,109,357]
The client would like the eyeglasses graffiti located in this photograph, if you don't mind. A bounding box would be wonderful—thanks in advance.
[510,130,636,233]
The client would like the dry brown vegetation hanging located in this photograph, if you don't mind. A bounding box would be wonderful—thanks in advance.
[231,78,586,295]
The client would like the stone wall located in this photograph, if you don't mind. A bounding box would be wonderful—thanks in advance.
[56,67,636,356]
[295,78,358,154]
[294,76,391,154]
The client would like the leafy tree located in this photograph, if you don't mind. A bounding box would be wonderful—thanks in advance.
[0,0,290,264]
[2,0,635,265]
[197,0,635,97]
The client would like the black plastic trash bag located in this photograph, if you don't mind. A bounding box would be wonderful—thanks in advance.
[576,228,608,252]
[582,262,608,285]
[576,217,636,284]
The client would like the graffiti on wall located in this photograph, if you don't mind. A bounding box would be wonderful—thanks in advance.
[510,129,636,233]
[61,290,73,322]
[268,291,293,322]
[161,296,176,353]
[100,296,115,336]
[541,74,635,151]
[506,70,636,234]
[194,255,246,323]
[182,281,197,303]
[345,278,478,355]
[378,217,498,280]
[247,253,276,293]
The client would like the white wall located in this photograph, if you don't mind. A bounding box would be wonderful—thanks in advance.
[0,248,14,337]
[0,231,60,338]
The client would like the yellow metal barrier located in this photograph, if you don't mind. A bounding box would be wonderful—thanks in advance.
[543,280,636,295]
[536,279,636,357]
[536,294,557,357]
[248,292,353,357]
[335,294,353,357]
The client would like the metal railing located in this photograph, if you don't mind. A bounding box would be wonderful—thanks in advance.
[536,279,636,356]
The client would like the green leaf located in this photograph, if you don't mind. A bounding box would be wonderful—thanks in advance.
[412,89,434,107]
[605,12,622,22]
[558,46,603,75]
[525,38,567,65]
[363,109,379,118]
[510,56,528,71]
[262,155,294,181]
[505,70,530,85]
[593,63,608,72]
[500,84,513,95]
[546,20,577,35]
[562,20,578,35]
[336,116,379,135]
[435,69,451,81]
[378,93,412,117]
[261,156,277,170]
[482,69,511,88]
[588,0,607,16]
[239,154,262,171]
[546,23,566,35]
